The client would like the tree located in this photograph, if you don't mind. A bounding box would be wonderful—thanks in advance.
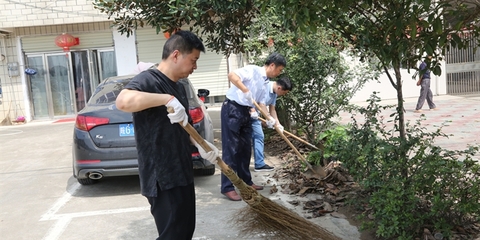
[241,8,378,143]
[93,0,260,56]
[95,0,480,139]
[94,0,377,142]
[258,0,480,139]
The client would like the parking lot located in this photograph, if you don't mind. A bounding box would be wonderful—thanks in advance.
[0,110,359,240]
[2,94,478,240]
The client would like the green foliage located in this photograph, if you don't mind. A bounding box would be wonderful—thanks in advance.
[328,93,480,239]
[241,8,380,143]
[260,0,480,142]
[93,0,260,56]
[307,125,350,166]
[318,125,349,160]
[260,0,480,76]
[306,150,323,166]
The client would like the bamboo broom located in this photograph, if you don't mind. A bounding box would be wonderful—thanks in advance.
[168,107,340,240]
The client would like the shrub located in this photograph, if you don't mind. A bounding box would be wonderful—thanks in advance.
[328,93,480,239]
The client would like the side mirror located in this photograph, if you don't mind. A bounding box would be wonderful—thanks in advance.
[197,89,210,98]
[197,89,210,103]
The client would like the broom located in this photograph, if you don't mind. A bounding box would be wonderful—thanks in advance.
[168,108,340,240]
[0,101,12,126]
[258,116,319,150]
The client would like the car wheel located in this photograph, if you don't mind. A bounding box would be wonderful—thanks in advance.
[77,178,98,185]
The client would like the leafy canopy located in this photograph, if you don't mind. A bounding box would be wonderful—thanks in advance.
[93,0,259,56]
[259,0,480,76]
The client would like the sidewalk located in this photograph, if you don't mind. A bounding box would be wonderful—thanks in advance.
[338,94,480,157]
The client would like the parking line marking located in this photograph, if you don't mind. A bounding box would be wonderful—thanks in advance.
[48,206,150,220]
[40,182,149,240]
[0,129,23,136]
[42,217,71,240]
[40,182,81,221]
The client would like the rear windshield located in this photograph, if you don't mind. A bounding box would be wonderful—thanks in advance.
[89,79,130,104]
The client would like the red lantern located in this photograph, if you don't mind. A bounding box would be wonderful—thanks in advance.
[55,33,79,52]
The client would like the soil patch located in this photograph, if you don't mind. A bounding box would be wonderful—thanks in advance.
[263,133,378,240]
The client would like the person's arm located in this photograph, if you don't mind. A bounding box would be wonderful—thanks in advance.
[259,103,269,118]
[269,104,279,123]
[116,89,173,112]
[228,72,248,93]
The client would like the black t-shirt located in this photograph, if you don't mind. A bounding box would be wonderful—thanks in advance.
[125,69,193,197]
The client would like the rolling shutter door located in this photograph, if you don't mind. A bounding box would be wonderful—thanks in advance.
[135,28,229,97]
[21,31,113,53]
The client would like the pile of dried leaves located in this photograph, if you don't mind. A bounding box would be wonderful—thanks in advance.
[264,134,480,240]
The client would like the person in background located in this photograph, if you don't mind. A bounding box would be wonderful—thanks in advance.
[115,30,219,240]
[250,77,293,172]
[220,52,287,201]
[414,57,437,113]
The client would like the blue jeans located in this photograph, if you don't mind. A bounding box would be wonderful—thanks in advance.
[251,119,266,168]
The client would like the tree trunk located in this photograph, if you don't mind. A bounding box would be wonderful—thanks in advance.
[393,66,409,178]
[393,66,406,140]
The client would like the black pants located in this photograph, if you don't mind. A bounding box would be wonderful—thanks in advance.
[147,183,195,240]
[220,99,253,193]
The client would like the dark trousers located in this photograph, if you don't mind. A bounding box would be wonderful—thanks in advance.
[147,183,195,240]
[220,99,253,193]
[416,78,436,110]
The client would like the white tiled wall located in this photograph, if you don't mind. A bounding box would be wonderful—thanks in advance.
[0,0,109,28]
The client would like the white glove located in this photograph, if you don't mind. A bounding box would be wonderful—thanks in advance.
[276,124,284,133]
[166,96,188,126]
[250,111,259,119]
[192,138,219,164]
[266,117,276,129]
[237,89,254,105]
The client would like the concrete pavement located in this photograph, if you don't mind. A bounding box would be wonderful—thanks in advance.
[338,94,480,156]
[1,94,478,240]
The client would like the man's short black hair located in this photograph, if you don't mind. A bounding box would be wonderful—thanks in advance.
[277,77,293,91]
[162,30,205,60]
[264,52,287,67]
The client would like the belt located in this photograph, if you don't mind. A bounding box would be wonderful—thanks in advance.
[225,99,250,109]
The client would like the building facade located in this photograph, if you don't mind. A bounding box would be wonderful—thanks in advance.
[0,1,235,122]
[1,1,478,123]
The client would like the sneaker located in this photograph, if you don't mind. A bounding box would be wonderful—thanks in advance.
[254,164,274,172]
[414,109,422,113]
[430,108,438,111]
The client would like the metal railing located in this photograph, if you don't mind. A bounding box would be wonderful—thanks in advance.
[445,31,480,95]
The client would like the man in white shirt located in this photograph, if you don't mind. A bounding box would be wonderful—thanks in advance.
[220,52,286,201]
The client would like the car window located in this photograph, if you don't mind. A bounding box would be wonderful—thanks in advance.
[89,79,130,104]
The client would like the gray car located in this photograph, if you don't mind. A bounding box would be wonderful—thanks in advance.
[72,74,215,185]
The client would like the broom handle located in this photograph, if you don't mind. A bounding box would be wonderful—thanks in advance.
[257,117,319,150]
[167,108,230,172]
[253,101,317,172]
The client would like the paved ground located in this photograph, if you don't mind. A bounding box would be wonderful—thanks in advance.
[1,94,478,240]
[337,94,480,157]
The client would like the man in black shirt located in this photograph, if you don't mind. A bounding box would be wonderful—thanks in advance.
[116,30,219,240]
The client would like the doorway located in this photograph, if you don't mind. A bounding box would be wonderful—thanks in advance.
[26,53,74,119]
[26,49,117,119]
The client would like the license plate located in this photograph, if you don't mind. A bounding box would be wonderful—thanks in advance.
[119,124,135,137]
